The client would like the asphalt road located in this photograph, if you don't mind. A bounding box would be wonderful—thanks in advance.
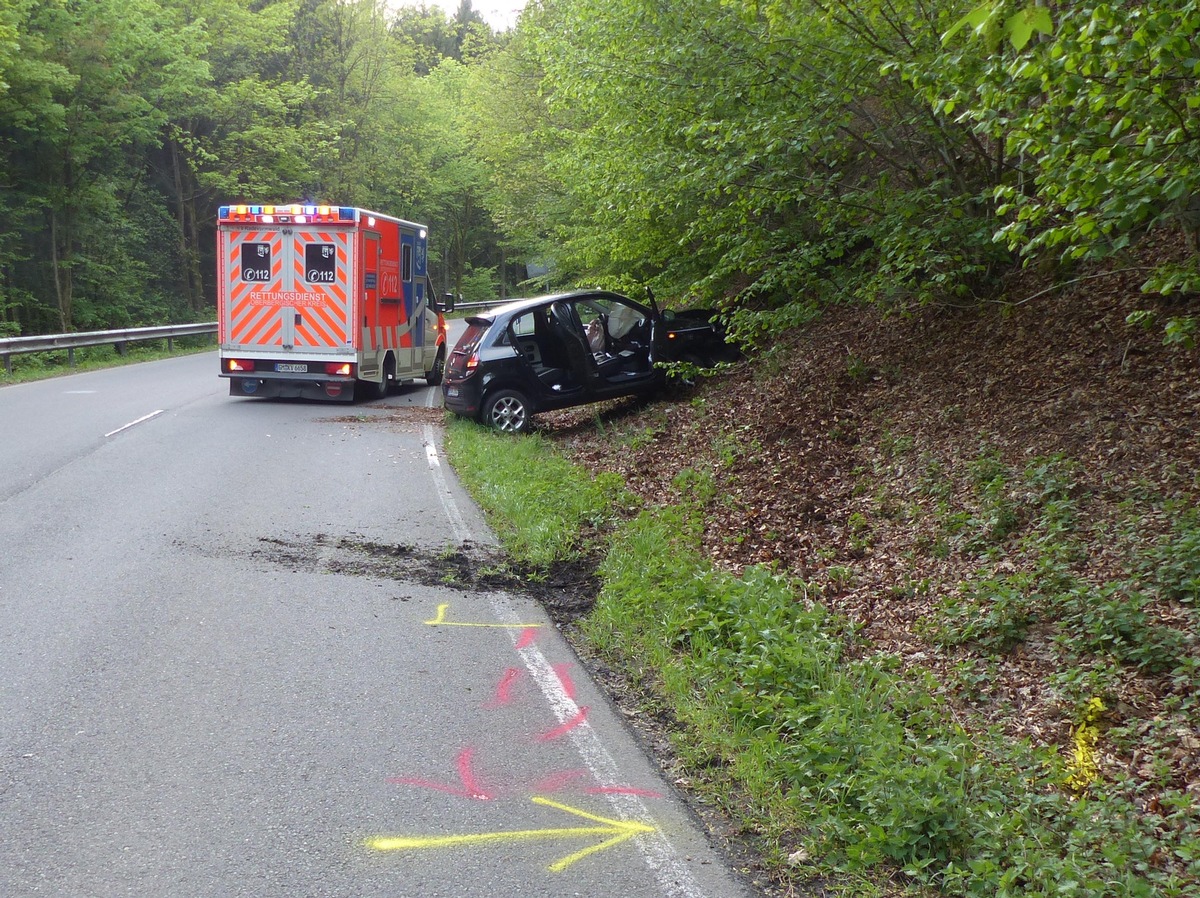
[0,353,754,898]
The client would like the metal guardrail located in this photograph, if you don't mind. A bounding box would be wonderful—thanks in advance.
[0,322,217,376]
[452,301,505,312]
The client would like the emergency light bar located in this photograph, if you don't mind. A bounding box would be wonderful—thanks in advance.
[218,204,357,225]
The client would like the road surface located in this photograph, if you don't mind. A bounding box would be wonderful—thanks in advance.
[0,353,754,898]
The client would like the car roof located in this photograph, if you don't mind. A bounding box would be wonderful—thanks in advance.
[476,289,646,321]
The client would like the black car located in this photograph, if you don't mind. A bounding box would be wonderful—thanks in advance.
[442,289,733,433]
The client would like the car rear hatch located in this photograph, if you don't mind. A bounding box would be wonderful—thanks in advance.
[445,317,492,377]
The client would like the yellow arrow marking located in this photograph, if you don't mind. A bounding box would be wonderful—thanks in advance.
[367,796,656,872]
[424,602,544,629]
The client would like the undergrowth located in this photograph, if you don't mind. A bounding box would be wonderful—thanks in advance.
[445,423,1200,897]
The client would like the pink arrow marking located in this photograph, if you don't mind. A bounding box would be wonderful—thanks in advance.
[486,667,523,708]
[536,707,590,742]
[386,746,494,800]
[551,663,577,700]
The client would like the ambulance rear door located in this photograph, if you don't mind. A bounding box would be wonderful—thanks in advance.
[220,224,357,360]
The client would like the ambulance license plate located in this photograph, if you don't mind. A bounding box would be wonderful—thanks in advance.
[275,363,308,373]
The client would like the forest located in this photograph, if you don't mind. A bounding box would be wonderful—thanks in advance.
[4,2,1199,895]
[2,0,1199,348]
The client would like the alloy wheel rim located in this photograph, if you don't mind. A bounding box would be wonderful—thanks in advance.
[493,397,525,431]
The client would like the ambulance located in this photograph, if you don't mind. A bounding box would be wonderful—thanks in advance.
[216,203,450,402]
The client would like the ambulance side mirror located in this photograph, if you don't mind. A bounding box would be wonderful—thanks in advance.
[439,292,457,313]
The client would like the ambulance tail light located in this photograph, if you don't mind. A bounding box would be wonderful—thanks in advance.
[325,362,355,376]
[226,358,255,373]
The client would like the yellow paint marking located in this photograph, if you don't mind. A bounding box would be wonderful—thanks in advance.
[367,796,656,871]
[423,602,544,628]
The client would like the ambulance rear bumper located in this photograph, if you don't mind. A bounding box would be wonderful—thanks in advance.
[226,375,355,403]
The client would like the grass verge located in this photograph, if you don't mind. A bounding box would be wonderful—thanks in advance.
[445,419,1199,898]
[444,418,634,567]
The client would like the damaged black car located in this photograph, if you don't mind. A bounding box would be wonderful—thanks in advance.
[441,289,735,433]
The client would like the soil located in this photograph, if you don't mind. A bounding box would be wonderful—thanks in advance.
[249,533,602,620]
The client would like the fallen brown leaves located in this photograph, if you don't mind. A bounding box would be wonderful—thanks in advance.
[539,229,1200,815]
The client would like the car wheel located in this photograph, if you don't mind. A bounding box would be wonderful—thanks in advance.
[425,347,445,386]
[482,389,531,434]
[678,352,705,387]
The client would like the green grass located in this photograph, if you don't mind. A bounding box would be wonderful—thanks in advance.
[445,426,1200,897]
[443,418,634,567]
[0,337,215,386]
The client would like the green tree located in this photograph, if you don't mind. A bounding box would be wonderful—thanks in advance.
[0,0,210,331]
[520,0,1009,341]
[931,1,1200,297]
[392,4,462,74]
[458,24,571,291]
[152,0,292,314]
[0,0,72,332]
[412,58,500,299]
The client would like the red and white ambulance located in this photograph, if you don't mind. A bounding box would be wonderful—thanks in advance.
[216,203,449,402]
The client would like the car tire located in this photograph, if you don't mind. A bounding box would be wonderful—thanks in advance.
[482,389,531,434]
[677,352,705,387]
[425,347,445,386]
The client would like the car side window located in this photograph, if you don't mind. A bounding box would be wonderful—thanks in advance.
[511,312,536,337]
[509,311,542,364]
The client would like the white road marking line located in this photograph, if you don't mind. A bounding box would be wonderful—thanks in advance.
[419,422,711,896]
[104,409,164,438]
[502,603,710,898]
[422,424,471,544]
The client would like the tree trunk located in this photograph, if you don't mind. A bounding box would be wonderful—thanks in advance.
[452,194,472,297]
[170,137,205,312]
[500,245,507,301]
[49,209,73,331]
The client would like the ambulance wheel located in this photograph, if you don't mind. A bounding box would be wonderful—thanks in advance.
[382,354,397,395]
[425,348,445,386]
[358,357,390,401]
[357,378,386,401]
[482,389,531,434]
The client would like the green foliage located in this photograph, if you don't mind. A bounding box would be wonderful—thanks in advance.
[925,455,1199,682]
[521,0,1009,337]
[925,1,1200,313]
[944,2,1054,52]
[7,0,1200,342]
[1143,508,1200,605]
[0,0,513,335]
